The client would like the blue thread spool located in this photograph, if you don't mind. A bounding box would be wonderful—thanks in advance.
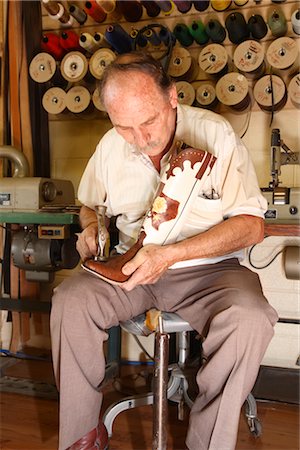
[105,24,132,54]
[193,1,209,11]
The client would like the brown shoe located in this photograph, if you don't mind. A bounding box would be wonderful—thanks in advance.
[82,232,145,285]
[68,421,109,450]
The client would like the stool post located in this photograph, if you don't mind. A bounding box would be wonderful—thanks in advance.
[153,317,169,450]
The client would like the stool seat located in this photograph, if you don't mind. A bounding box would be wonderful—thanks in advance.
[121,311,193,336]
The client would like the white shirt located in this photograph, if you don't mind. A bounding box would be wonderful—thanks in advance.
[78,104,267,268]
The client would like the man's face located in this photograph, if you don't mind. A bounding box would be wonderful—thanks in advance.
[103,71,178,157]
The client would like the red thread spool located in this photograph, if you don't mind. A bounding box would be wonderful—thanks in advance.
[41,33,65,60]
[60,30,81,52]
[84,1,107,23]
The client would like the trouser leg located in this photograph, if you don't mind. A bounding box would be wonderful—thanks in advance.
[50,270,154,450]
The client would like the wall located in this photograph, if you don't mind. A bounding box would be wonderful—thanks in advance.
[40,1,300,367]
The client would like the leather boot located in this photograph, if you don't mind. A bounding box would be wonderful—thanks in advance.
[68,421,109,450]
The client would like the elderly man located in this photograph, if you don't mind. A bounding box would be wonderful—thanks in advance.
[51,52,278,450]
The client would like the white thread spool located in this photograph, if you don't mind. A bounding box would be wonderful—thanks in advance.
[198,44,228,78]
[195,83,218,109]
[66,85,92,114]
[60,51,89,83]
[288,73,300,109]
[29,52,58,84]
[253,74,287,112]
[167,47,198,82]
[89,48,116,80]
[176,81,195,106]
[291,9,300,35]
[42,87,67,114]
[79,32,102,54]
[266,37,299,75]
[216,72,250,111]
[233,40,266,79]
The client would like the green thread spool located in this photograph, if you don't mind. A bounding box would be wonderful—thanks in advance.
[173,23,194,47]
[268,9,287,37]
[188,20,209,45]
[205,19,226,43]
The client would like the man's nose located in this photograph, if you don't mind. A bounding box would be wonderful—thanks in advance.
[133,128,149,147]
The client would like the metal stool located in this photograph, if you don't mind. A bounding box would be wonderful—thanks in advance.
[103,310,262,449]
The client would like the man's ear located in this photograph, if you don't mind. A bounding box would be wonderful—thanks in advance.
[169,84,178,109]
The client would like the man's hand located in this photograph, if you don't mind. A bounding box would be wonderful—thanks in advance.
[76,223,98,262]
[121,244,172,291]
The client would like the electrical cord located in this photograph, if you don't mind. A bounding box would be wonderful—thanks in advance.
[248,241,284,269]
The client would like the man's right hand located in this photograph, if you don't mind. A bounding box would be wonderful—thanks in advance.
[76,223,98,262]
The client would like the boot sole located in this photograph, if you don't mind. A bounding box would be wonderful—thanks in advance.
[81,264,125,286]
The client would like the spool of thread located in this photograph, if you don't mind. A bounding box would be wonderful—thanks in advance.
[195,83,219,109]
[234,0,248,5]
[193,1,210,11]
[168,47,198,82]
[60,30,81,52]
[42,87,67,115]
[66,86,92,114]
[41,33,65,60]
[92,87,107,112]
[144,28,161,47]
[141,1,161,17]
[216,73,250,111]
[154,0,173,15]
[89,48,116,79]
[198,44,229,78]
[96,0,122,21]
[173,0,192,13]
[268,9,287,37]
[253,74,287,112]
[288,73,300,109]
[234,40,266,79]
[211,0,231,12]
[60,51,89,83]
[44,1,74,26]
[205,19,226,44]
[120,1,143,22]
[84,1,107,23]
[69,4,88,24]
[105,24,132,54]
[248,14,268,40]
[159,27,176,46]
[283,246,300,280]
[93,32,110,49]
[131,28,148,49]
[225,12,250,44]
[291,9,300,35]
[266,37,299,74]
[176,81,195,105]
[173,23,194,47]
[188,20,209,45]
[80,32,102,53]
[42,0,61,15]
[29,52,60,84]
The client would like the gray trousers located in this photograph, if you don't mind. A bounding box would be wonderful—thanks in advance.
[50,258,278,450]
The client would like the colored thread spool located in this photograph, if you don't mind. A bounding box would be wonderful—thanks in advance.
[198,44,229,78]
[89,48,116,80]
[176,81,195,105]
[46,1,74,26]
[188,20,209,45]
[120,1,143,22]
[173,0,192,13]
[42,0,61,15]
[253,74,287,112]
[234,40,265,79]
[144,28,161,47]
[60,30,81,52]
[192,1,210,12]
[94,32,110,48]
[29,52,61,84]
[41,32,65,60]
[267,9,287,37]
[84,1,107,23]
[69,4,88,24]
[159,27,176,46]
[131,28,148,49]
[60,51,89,83]
[96,0,123,21]
[167,47,198,82]
[266,37,299,73]
[141,1,161,17]
[216,73,250,111]
[92,87,107,112]
[105,24,132,54]
[154,1,173,15]
[211,0,231,12]
[195,83,219,109]
[225,12,250,44]
[66,86,92,114]
[42,87,67,115]
[291,9,300,35]
[234,0,248,5]
[173,23,194,47]
[80,32,102,53]
[248,14,268,40]
[205,19,226,44]
[288,73,300,109]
